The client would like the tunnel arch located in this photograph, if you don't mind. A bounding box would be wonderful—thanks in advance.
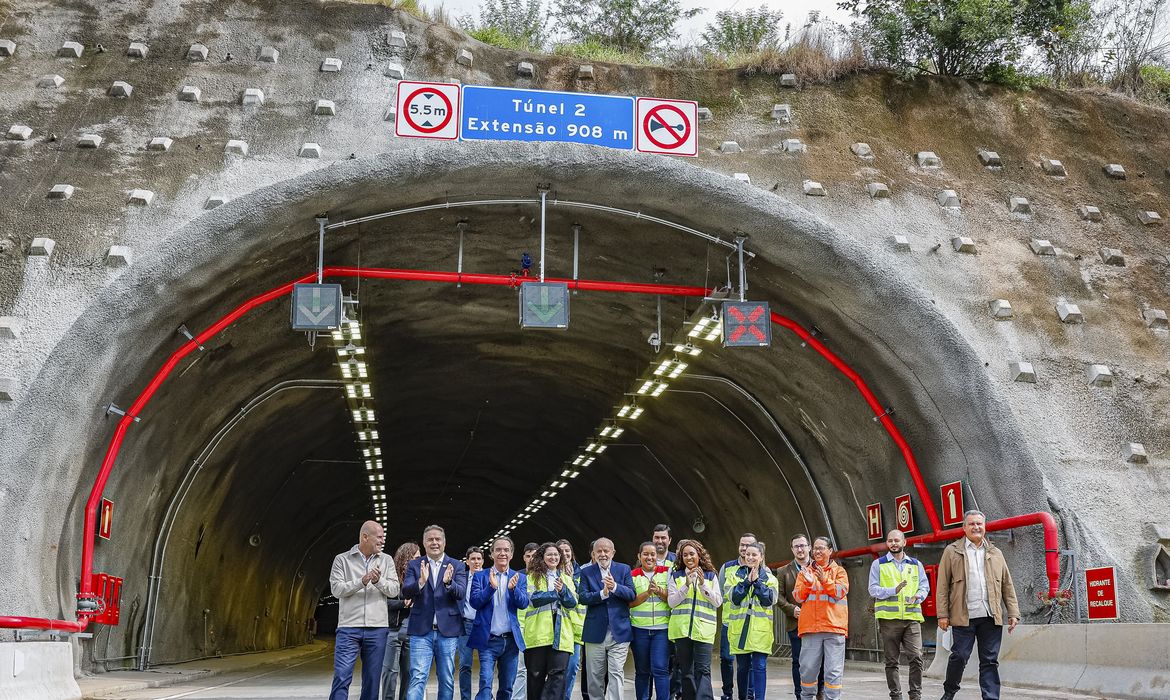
[2,142,1051,662]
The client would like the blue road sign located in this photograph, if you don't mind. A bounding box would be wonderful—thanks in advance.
[462,85,635,150]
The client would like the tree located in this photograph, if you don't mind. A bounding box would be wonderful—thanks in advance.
[460,0,548,51]
[552,0,701,55]
[1100,0,1170,94]
[701,7,785,56]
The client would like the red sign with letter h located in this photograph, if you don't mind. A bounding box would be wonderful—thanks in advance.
[866,503,883,541]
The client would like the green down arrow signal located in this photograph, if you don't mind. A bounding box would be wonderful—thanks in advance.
[527,286,565,323]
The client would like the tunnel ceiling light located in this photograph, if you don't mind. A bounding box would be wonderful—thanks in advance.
[609,426,624,438]
[572,455,586,466]
[337,344,366,357]
[599,426,613,437]
[585,442,599,452]
[674,342,702,356]
[562,470,579,479]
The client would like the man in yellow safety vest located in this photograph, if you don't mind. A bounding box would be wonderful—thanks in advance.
[867,530,929,700]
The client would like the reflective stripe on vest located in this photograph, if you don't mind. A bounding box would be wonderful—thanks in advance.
[667,574,717,643]
[632,570,671,630]
[874,557,924,622]
[524,574,576,651]
[726,572,778,654]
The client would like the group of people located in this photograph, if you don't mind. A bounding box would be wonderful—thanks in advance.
[329,511,1020,700]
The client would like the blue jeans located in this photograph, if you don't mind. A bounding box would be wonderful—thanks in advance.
[944,617,1003,700]
[632,628,670,700]
[409,630,461,700]
[332,626,389,700]
[563,643,580,700]
[476,634,521,700]
[719,625,752,700]
[787,631,821,700]
[734,653,767,700]
[459,619,477,700]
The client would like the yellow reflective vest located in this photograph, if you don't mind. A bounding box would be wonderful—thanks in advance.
[668,572,719,643]
[524,572,578,652]
[631,566,671,630]
[873,554,924,622]
[725,567,778,655]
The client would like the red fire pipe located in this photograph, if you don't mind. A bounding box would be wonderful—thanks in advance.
[2,267,1058,632]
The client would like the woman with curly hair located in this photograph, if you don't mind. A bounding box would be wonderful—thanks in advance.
[667,539,722,700]
[383,542,420,700]
[556,539,585,700]
[524,542,579,700]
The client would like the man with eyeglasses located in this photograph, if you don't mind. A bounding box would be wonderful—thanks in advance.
[774,534,823,700]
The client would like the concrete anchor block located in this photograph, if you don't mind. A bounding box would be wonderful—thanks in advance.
[1086,364,1113,386]
[47,184,74,199]
[1099,247,1126,266]
[916,151,941,167]
[867,182,890,198]
[936,190,960,208]
[258,46,280,63]
[780,73,797,87]
[385,63,405,79]
[205,195,228,209]
[783,138,805,153]
[179,85,201,102]
[952,236,976,253]
[58,41,83,58]
[1029,239,1055,256]
[989,299,1013,319]
[0,39,15,56]
[314,99,336,116]
[1145,308,1169,329]
[109,81,134,97]
[388,30,408,48]
[1138,210,1163,226]
[1103,163,1126,179]
[128,42,148,58]
[29,238,55,256]
[241,88,265,106]
[0,377,16,401]
[517,61,534,77]
[127,189,154,206]
[224,139,249,156]
[1056,302,1084,323]
[77,133,102,148]
[321,57,343,72]
[1009,196,1031,214]
[106,245,133,266]
[148,136,173,152]
[1010,362,1036,383]
[772,103,791,123]
[187,43,209,61]
[851,142,873,159]
[38,74,64,88]
[803,180,826,196]
[719,141,741,154]
[697,107,712,121]
[1041,158,1067,176]
[733,173,751,184]
[892,235,911,252]
[978,150,1002,167]
[299,142,322,158]
[1078,205,1103,221]
[0,317,24,339]
[6,125,32,140]
[1125,443,1149,463]
[456,49,474,67]
[383,103,397,121]
[577,65,594,80]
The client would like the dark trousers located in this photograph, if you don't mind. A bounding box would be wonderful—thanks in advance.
[719,625,752,700]
[675,638,714,700]
[943,617,1003,700]
[735,653,767,700]
[331,626,389,700]
[669,640,681,698]
[787,631,822,700]
[527,645,570,700]
[459,618,477,700]
[879,619,922,700]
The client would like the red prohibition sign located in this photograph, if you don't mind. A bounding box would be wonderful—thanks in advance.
[403,86,454,134]
[643,103,691,150]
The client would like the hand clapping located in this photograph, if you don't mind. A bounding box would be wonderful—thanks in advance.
[443,563,454,584]
[553,575,564,592]
[419,560,430,585]
[508,572,520,590]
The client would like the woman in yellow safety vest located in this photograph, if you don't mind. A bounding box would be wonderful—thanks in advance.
[524,542,578,700]
[630,541,672,700]
[726,542,778,700]
[557,539,585,700]
[667,539,723,700]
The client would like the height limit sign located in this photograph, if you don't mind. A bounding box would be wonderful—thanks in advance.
[396,81,461,140]
[636,98,698,157]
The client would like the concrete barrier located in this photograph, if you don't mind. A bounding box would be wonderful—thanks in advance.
[926,623,1170,699]
[0,642,82,700]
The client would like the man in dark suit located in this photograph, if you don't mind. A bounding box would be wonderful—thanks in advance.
[403,524,469,700]
[470,536,529,700]
[578,537,635,700]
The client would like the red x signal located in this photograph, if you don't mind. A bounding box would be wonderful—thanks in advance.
[722,302,771,347]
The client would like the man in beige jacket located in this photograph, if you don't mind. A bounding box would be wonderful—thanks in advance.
[936,511,1019,700]
[329,520,402,700]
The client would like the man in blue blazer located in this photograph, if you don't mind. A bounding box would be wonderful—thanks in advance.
[470,536,530,700]
[403,524,469,700]
[577,537,635,700]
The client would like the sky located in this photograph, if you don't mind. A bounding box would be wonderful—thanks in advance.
[437,0,853,45]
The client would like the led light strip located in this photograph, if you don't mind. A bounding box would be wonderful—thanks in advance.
[331,309,388,530]
[479,301,724,549]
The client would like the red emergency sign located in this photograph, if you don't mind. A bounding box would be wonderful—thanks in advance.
[1085,566,1118,621]
[866,502,883,540]
[98,498,113,540]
